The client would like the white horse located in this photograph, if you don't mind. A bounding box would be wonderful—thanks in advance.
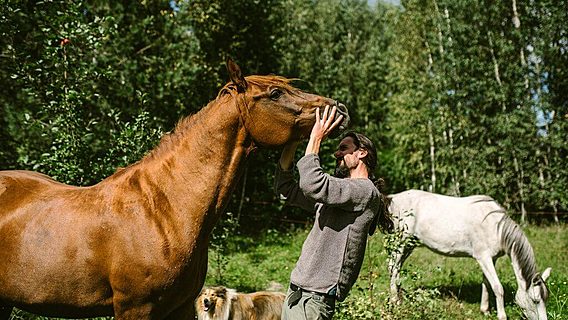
[386,189,552,320]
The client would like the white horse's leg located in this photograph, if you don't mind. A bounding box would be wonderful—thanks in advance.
[480,257,499,315]
[480,274,490,315]
[388,250,403,304]
[388,242,414,305]
[476,255,506,320]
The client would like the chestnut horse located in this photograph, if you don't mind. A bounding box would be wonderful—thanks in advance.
[0,59,349,319]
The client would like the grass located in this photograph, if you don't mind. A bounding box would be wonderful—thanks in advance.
[9,224,568,319]
[206,223,567,320]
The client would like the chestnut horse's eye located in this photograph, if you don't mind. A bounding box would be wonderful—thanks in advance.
[269,88,284,100]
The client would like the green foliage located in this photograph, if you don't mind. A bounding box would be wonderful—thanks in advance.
[2,0,566,221]
[206,229,305,292]
[95,110,162,179]
[278,0,394,138]
[383,210,420,256]
[209,211,241,284]
[0,1,169,185]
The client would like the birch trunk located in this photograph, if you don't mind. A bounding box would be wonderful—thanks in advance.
[487,30,506,111]
[428,119,436,192]
[534,57,560,223]
[512,0,529,223]
[512,0,530,95]
[513,153,527,223]
[423,34,437,193]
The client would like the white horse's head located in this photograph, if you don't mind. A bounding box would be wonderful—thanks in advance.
[515,267,552,320]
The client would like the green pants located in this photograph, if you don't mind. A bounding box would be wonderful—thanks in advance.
[281,288,335,320]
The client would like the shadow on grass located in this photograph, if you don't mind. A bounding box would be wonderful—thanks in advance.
[224,229,305,254]
[423,281,517,306]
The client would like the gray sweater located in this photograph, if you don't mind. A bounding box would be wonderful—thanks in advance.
[275,153,380,301]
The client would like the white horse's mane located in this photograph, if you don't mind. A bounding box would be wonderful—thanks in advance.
[471,195,539,283]
[498,215,537,282]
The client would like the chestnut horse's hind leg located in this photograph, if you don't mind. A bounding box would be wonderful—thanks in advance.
[0,307,13,320]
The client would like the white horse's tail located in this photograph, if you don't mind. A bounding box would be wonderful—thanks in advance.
[370,181,395,235]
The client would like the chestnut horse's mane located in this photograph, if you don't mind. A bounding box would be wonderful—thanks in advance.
[241,74,296,88]
[142,104,208,163]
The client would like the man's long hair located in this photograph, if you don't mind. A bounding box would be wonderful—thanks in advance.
[342,131,394,235]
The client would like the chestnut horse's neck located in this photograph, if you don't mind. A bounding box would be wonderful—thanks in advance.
[105,94,250,235]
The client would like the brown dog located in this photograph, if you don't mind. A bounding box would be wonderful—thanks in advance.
[195,286,285,320]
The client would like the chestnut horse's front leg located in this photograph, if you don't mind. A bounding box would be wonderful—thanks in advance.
[112,294,196,320]
[113,303,154,320]
[162,247,207,320]
[164,298,196,320]
[0,306,13,320]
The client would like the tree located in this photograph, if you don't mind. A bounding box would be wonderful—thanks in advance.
[0,1,200,184]
[383,0,568,220]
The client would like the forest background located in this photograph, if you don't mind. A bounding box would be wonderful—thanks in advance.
[1,0,566,226]
[1,0,567,319]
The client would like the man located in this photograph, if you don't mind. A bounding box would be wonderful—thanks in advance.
[275,105,385,319]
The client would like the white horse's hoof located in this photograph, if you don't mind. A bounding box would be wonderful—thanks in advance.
[389,295,402,305]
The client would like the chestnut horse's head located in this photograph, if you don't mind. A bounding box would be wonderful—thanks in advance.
[223,58,349,147]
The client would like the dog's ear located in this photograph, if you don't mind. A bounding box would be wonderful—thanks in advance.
[217,286,227,298]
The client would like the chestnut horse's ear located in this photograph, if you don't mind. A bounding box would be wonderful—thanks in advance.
[226,57,248,93]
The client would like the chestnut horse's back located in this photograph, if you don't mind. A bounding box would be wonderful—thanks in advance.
[0,170,79,220]
[0,170,70,221]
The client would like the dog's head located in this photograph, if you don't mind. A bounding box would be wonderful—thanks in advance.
[196,286,230,315]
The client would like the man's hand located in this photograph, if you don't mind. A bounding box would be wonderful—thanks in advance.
[305,105,344,155]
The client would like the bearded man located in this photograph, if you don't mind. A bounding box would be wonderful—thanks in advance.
[275,105,391,320]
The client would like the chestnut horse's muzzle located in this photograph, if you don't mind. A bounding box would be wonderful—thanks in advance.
[329,102,350,138]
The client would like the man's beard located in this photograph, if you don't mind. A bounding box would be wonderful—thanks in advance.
[334,162,349,178]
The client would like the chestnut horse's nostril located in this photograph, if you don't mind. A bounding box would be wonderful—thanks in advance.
[335,101,347,113]
[336,102,349,116]
[329,101,349,138]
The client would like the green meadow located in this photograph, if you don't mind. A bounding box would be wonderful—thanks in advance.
[9,223,567,319]
[205,223,567,320]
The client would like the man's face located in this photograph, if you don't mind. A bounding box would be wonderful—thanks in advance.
[334,136,359,178]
